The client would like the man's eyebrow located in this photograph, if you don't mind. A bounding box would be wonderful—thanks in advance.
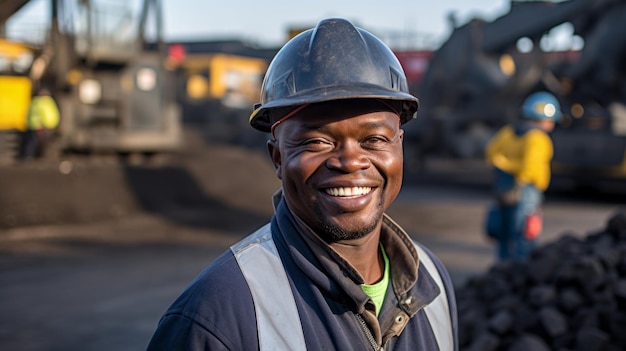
[301,118,394,129]
[285,115,397,135]
[360,121,395,130]
[287,122,326,134]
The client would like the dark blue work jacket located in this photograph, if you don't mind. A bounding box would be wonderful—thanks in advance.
[147,196,458,350]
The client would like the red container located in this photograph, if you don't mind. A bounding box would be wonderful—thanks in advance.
[524,213,543,239]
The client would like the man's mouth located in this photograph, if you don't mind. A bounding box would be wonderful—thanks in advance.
[324,187,372,197]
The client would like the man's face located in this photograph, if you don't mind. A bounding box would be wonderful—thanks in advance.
[268,100,404,242]
[538,119,556,132]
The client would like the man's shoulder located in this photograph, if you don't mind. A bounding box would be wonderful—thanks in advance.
[168,250,248,312]
[523,128,552,144]
[488,125,515,141]
[163,225,275,322]
[411,240,455,291]
[150,229,274,350]
[412,241,446,273]
[149,250,256,350]
[157,242,255,335]
[524,128,550,137]
[166,224,274,312]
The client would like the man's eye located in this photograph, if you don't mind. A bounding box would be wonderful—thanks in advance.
[302,138,332,149]
[303,139,328,145]
[363,136,388,145]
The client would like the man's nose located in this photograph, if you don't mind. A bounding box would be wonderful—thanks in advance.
[324,142,370,172]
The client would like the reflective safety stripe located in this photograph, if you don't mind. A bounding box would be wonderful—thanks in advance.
[415,244,454,351]
[232,225,453,351]
[231,224,307,351]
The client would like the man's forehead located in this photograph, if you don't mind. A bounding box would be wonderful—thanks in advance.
[271,99,403,138]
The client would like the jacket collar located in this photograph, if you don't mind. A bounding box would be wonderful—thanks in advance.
[270,190,440,317]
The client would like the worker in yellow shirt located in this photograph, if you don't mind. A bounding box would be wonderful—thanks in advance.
[485,91,562,260]
[20,87,60,160]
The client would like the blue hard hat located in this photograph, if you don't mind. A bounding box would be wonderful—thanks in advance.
[521,91,562,122]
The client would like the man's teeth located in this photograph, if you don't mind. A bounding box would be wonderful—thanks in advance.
[325,187,372,197]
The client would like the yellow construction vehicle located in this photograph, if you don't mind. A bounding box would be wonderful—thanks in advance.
[1,0,182,162]
[169,42,270,147]
[179,52,268,110]
[0,38,34,162]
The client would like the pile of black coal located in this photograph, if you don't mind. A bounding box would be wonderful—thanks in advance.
[457,210,626,351]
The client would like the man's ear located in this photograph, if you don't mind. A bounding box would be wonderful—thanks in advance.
[267,139,282,179]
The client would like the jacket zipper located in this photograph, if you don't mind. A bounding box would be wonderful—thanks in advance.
[356,314,382,351]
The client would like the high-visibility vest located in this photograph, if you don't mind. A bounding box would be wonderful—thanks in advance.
[27,95,60,130]
[231,224,454,351]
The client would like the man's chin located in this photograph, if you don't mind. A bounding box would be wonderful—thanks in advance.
[317,217,379,242]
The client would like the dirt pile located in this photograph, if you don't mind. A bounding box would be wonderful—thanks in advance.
[0,130,280,229]
[457,210,626,351]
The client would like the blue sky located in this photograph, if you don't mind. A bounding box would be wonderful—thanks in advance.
[8,0,514,49]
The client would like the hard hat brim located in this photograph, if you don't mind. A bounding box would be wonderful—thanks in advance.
[249,83,419,132]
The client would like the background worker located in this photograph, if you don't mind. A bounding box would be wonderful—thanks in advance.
[20,87,60,160]
[485,91,562,260]
[148,18,457,350]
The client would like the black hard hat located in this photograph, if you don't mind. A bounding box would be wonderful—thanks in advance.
[249,18,419,132]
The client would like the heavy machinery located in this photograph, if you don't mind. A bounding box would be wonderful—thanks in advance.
[549,0,626,182]
[403,0,626,184]
[0,0,181,161]
[0,38,34,163]
[167,40,273,148]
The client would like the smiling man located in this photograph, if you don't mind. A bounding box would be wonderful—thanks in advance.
[148,18,458,351]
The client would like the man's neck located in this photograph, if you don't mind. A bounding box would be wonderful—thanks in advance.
[330,233,384,285]
[284,202,385,284]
